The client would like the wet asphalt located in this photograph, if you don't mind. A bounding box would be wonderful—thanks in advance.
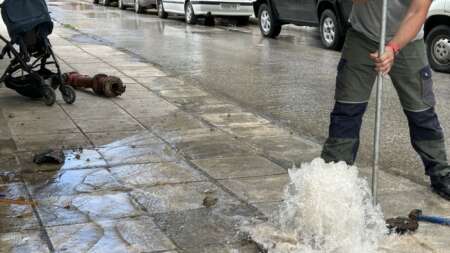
[48,0,450,186]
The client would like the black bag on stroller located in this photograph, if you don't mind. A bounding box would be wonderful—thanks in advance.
[0,0,76,105]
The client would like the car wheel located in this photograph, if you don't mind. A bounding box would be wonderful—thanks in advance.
[426,25,450,73]
[258,4,281,38]
[103,0,111,6]
[319,9,344,50]
[157,0,168,18]
[93,0,99,4]
[118,0,126,9]
[236,16,250,26]
[135,0,145,13]
[185,1,197,25]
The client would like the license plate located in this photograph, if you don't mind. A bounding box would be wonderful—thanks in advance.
[221,3,239,9]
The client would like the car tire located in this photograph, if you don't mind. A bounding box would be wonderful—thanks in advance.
[93,0,99,4]
[118,0,126,9]
[319,9,344,50]
[135,0,145,13]
[426,25,450,73]
[102,0,111,6]
[258,4,281,38]
[236,16,250,26]
[185,1,197,25]
[157,0,168,18]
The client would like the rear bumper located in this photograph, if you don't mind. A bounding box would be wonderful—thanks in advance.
[191,1,254,16]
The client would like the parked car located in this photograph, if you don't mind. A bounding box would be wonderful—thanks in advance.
[157,0,255,25]
[425,0,450,73]
[118,0,156,13]
[253,0,352,50]
[93,0,117,6]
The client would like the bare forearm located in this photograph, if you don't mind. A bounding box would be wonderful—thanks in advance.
[390,0,432,49]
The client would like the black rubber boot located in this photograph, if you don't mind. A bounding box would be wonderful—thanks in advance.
[431,174,450,200]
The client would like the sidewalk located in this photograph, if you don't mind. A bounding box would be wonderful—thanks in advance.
[0,23,449,253]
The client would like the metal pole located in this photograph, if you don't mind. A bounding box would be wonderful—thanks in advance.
[372,0,388,205]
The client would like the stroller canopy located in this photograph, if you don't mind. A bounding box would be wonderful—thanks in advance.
[1,0,53,42]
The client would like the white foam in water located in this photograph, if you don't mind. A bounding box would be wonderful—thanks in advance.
[244,158,387,253]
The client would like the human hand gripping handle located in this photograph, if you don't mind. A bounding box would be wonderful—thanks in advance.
[369,44,397,75]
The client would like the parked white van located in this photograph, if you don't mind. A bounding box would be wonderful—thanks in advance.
[425,0,450,73]
[156,0,255,25]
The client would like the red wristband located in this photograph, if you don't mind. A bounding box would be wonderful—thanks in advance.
[387,42,401,55]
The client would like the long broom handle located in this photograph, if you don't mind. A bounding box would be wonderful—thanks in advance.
[372,0,389,205]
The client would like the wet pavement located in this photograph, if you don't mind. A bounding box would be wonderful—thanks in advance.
[46,0,450,187]
[0,1,449,252]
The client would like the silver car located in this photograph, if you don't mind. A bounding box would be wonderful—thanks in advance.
[118,0,157,13]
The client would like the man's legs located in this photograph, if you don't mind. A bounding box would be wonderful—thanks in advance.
[321,29,378,164]
[390,39,450,199]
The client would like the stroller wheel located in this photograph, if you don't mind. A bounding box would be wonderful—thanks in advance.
[60,85,76,104]
[42,85,56,106]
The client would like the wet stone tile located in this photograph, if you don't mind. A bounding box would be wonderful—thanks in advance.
[378,189,450,219]
[13,132,91,152]
[139,76,185,91]
[75,116,144,133]
[24,168,123,199]
[0,230,50,253]
[86,130,153,147]
[99,143,178,166]
[47,216,176,253]
[70,191,143,221]
[0,183,40,233]
[158,128,223,145]
[61,149,107,170]
[159,87,209,99]
[223,124,293,139]
[110,161,206,188]
[153,204,260,249]
[140,111,209,135]
[247,135,322,168]
[201,113,270,128]
[181,243,258,253]
[96,130,163,149]
[130,181,240,214]
[167,96,225,112]
[115,97,179,118]
[220,175,289,204]
[0,154,20,178]
[175,136,254,160]
[8,119,79,136]
[35,195,89,227]
[192,155,286,180]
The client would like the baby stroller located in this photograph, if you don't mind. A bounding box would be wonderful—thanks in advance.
[0,0,76,106]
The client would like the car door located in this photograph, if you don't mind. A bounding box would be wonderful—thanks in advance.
[297,0,317,23]
[271,0,299,21]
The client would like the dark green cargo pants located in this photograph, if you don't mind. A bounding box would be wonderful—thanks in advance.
[321,28,450,177]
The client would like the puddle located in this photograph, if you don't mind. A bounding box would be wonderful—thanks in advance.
[48,1,94,11]
[243,158,387,253]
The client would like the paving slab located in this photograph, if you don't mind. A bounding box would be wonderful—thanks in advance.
[201,112,270,128]
[220,175,289,204]
[153,205,260,249]
[0,230,50,253]
[110,161,206,188]
[192,155,286,179]
[47,216,176,253]
[98,143,178,166]
[24,168,123,199]
[74,116,144,133]
[13,132,91,152]
[85,130,150,147]
[8,119,79,136]
[139,76,185,91]
[0,183,40,233]
[158,87,209,98]
[130,181,240,214]
[140,111,210,135]
[248,135,322,168]
[177,138,253,160]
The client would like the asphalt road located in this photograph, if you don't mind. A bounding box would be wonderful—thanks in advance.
[48,0,450,186]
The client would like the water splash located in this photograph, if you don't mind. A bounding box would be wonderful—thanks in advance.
[244,158,387,253]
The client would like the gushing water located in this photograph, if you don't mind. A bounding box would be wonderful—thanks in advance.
[244,158,387,253]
